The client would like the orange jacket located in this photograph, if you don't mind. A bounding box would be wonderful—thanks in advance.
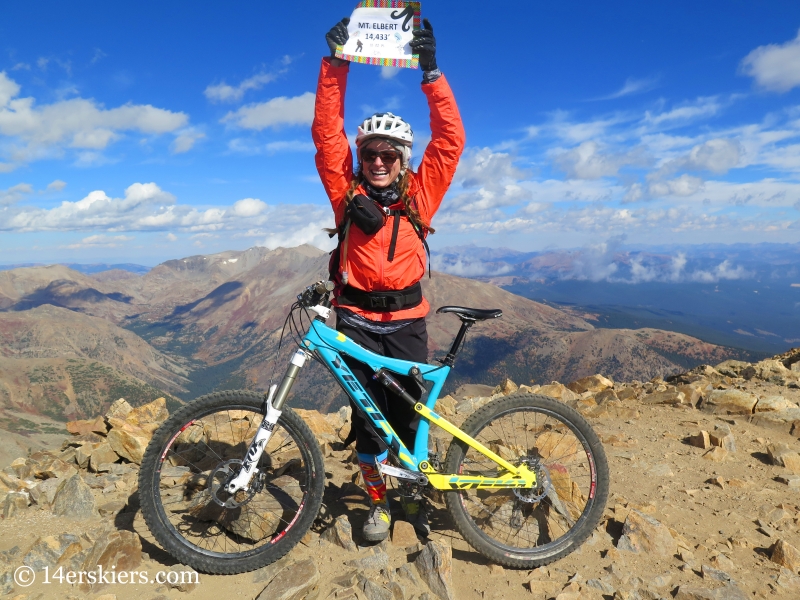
[312,57,465,321]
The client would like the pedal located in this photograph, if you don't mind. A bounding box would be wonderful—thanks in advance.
[378,463,428,486]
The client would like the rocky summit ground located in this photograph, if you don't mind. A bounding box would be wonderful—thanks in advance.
[1,350,800,600]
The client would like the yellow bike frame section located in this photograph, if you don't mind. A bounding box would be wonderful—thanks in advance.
[414,403,538,490]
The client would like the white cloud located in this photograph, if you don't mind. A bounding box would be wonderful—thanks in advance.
[649,174,705,197]
[171,129,205,154]
[231,198,267,217]
[0,183,33,206]
[741,29,800,92]
[644,97,722,127]
[264,140,315,153]
[166,232,177,242]
[554,141,648,179]
[66,234,134,249]
[221,92,315,130]
[0,71,189,169]
[596,76,659,100]
[261,219,336,251]
[205,72,280,103]
[380,67,401,80]
[46,180,67,192]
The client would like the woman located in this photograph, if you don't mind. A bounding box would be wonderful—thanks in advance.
[312,17,465,542]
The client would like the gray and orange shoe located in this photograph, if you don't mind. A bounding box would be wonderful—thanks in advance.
[363,502,391,542]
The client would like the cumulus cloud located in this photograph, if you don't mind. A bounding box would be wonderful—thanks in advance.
[0,71,189,169]
[171,129,205,154]
[0,183,33,206]
[261,219,336,251]
[231,198,267,217]
[205,72,280,103]
[46,180,67,192]
[554,141,649,179]
[741,29,800,92]
[221,92,315,130]
[380,67,401,80]
[649,174,705,197]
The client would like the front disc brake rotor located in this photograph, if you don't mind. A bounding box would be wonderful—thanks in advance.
[209,459,257,508]
[513,461,551,504]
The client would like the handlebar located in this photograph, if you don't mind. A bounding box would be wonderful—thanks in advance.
[297,280,335,308]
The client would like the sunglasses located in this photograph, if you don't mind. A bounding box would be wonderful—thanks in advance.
[361,149,401,165]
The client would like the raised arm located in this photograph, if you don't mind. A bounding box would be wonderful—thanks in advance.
[410,20,466,226]
[312,19,353,225]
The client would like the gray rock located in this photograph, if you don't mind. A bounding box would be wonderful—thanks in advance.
[29,477,64,506]
[0,571,12,596]
[252,554,292,583]
[321,514,358,551]
[256,558,319,600]
[414,540,454,600]
[23,534,81,571]
[3,491,30,518]
[358,575,393,600]
[710,424,736,452]
[346,546,390,571]
[674,584,747,600]
[52,474,97,518]
[702,389,757,414]
[586,578,616,594]
[617,510,677,556]
[701,564,733,583]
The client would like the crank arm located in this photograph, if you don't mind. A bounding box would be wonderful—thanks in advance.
[378,463,428,486]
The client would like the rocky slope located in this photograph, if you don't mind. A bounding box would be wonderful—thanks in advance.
[0,350,799,599]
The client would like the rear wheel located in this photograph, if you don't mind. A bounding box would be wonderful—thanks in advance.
[138,390,325,574]
[443,393,609,569]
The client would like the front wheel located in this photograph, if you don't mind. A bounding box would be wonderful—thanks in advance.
[443,393,609,569]
[138,390,325,574]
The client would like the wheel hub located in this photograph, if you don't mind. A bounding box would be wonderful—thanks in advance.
[209,459,258,508]
[513,458,551,504]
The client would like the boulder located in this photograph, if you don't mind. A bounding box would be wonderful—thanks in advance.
[687,431,712,449]
[105,398,133,419]
[714,360,750,378]
[772,539,800,573]
[3,491,30,518]
[709,424,736,452]
[617,509,677,556]
[124,397,169,428]
[644,390,686,406]
[566,374,614,394]
[106,418,152,464]
[677,384,703,406]
[391,520,419,548]
[79,530,142,592]
[755,396,797,412]
[321,515,357,552]
[414,540,454,600]
[89,443,119,472]
[767,443,800,474]
[23,534,81,571]
[751,408,800,433]
[52,474,97,518]
[493,378,519,395]
[538,382,579,402]
[66,416,108,437]
[701,389,757,414]
[256,558,319,600]
[434,395,457,417]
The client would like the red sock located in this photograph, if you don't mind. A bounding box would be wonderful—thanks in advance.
[358,451,388,504]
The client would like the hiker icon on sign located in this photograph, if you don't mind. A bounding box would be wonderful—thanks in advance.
[355,39,364,53]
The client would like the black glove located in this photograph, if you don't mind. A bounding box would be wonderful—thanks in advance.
[326,18,350,58]
[410,18,437,71]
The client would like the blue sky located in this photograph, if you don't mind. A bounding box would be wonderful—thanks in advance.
[2,1,800,265]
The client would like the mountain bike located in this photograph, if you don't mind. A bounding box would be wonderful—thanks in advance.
[139,281,609,574]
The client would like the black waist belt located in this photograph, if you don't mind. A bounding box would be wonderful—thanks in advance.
[337,282,423,312]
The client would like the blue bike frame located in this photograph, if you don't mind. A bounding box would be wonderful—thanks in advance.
[302,319,448,470]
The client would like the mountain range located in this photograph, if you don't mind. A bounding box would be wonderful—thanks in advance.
[0,245,756,433]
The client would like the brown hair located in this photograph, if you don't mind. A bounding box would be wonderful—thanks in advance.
[343,167,435,234]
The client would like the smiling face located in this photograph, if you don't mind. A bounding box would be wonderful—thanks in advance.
[360,139,403,188]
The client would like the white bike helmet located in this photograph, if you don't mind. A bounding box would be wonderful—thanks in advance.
[355,112,413,166]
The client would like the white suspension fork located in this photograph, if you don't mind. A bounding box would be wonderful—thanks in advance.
[224,348,308,493]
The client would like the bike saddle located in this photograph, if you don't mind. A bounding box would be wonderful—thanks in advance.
[436,306,502,321]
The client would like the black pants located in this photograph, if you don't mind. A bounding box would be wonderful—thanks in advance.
[336,318,428,455]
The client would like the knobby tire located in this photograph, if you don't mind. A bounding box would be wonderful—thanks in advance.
[443,393,609,569]
[138,390,325,574]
